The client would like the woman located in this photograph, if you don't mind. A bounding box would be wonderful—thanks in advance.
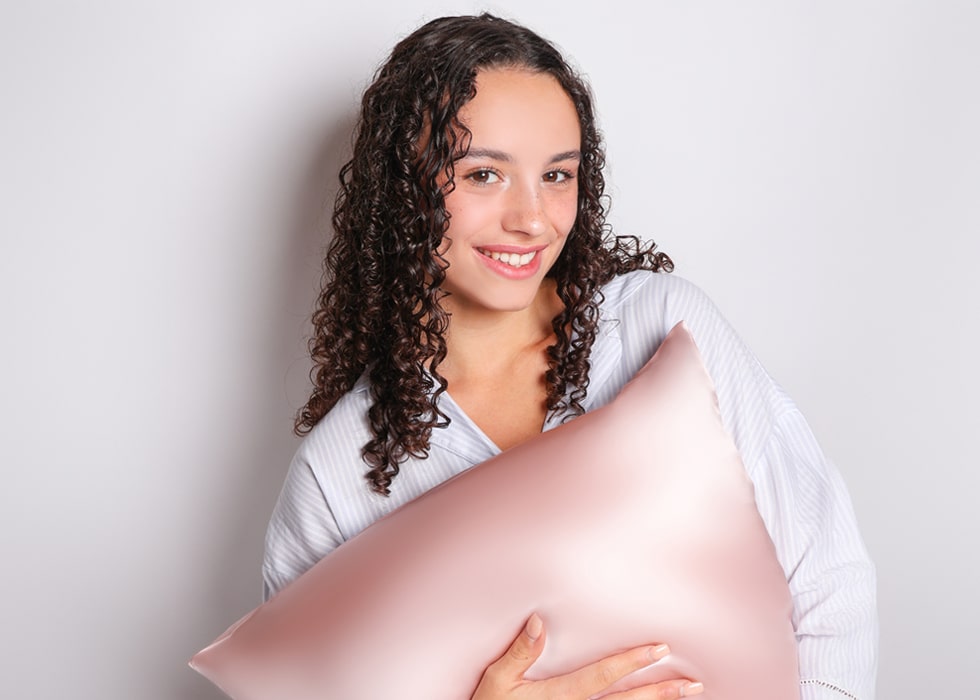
[263,13,877,700]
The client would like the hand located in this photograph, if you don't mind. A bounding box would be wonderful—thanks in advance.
[470,613,704,700]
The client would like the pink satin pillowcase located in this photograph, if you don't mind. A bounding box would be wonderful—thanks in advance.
[191,322,800,699]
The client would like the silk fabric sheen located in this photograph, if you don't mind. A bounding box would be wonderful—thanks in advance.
[191,322,800,699]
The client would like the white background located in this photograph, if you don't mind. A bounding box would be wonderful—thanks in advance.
[2,1,977,698]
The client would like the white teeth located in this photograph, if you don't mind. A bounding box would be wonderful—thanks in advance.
[481,249,536,267]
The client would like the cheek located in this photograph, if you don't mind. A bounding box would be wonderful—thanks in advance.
[553,191,580,237]
[442,194,510,253]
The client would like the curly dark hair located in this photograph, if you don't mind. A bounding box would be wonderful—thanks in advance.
[296,13,673,495]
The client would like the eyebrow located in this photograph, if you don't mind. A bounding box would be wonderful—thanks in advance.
[460,148,582,164]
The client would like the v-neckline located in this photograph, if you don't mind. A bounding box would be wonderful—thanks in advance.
[423,311,621,458]
[436,389,562,456]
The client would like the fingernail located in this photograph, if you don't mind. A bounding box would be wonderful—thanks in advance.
[525,613,543,641]
[680,681,704,697]
[647,643,670,661]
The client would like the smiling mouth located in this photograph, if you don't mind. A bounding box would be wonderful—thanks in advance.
[477,248,537,268]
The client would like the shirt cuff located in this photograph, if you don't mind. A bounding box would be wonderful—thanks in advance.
[800,679,861,700]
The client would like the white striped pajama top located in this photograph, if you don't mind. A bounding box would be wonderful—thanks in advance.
[262,270,878,700]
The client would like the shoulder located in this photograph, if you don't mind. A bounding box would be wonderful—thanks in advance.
[284,379,380,528]
[598,269,722,326]
[296,378,373,464]
[599,271,763,373]
[263,379,392,587]
[287,376,476,542]
[300,376,376,447]
[596,270,794,463]
[262,387,375,597]
[593,270,735,374]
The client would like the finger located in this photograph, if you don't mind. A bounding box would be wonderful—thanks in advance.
[604,679,705,700]
[484,613,547,683]
[552,643,671,697]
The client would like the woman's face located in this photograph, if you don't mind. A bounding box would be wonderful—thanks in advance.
[438,68,581,317]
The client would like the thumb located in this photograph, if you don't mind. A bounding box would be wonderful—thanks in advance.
[491,613,547,681]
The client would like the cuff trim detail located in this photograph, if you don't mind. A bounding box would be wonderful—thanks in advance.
[800,679,858,700]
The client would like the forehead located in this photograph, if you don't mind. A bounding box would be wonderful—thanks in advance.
[457,68,580,149]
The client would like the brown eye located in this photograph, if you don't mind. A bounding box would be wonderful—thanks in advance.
[543,169,574,184]
[466,168,500,185]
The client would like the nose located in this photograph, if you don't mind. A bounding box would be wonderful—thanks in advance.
[501,181,547,236]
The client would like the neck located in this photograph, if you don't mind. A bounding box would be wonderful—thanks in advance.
[439,280,563,380]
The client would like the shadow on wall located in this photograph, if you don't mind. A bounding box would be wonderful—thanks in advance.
[178,109,357,700]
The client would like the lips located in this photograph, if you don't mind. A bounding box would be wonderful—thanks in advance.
[474,245,546,279]
[477,248,537,268]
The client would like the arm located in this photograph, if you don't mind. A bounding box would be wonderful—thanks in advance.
[649,274,878,698]
[756,411,878,700]
[262,453,345,601]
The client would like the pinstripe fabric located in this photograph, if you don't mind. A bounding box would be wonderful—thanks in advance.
[262,271,877,699]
